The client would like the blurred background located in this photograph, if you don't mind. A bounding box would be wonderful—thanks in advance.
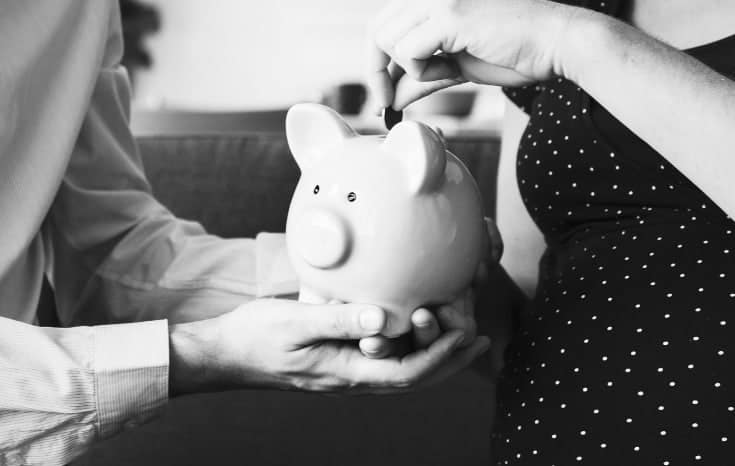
[74,2,513,465]
[122,0,506,136]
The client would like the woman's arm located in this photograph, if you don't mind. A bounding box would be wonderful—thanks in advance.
[366,0,735,217]
[557,10,735,216]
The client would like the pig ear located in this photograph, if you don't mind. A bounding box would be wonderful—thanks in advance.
[286,103,356,169]
[382,121,446,194]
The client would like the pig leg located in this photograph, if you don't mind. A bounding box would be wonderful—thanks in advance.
[298,285,330,304]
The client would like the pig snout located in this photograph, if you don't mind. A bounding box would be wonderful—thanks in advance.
[292,209,351,269]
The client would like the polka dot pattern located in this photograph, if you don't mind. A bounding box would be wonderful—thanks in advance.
[492,1,735,464]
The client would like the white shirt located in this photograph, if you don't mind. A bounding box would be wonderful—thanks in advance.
[0,2,293,464]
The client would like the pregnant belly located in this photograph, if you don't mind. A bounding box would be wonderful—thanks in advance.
[494,219,735,465]
[511,218,735,372]
[510,217,735,383]
[542,219,732,308]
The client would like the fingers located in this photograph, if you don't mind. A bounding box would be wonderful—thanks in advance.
[366,3,422,110]
[345,330,466,387]
[385,52,534,110]
[365,54,394,111]
[375,14,459,84]
[366,4,478,111]
[392,20,460,81]
[342,331,491,392]
[367,2,442,110]
[365,17,395,111]
[393,74,466,110]
[411,308,441,349]
[387,60,405,83]
[383,61,408,112]
[360,306,460,359]
[370,62,409,115]
[359,335,396,359]
[394,19,444,62]
[296,303,387,345]
[436,290,477,348]
[419,336,492,387]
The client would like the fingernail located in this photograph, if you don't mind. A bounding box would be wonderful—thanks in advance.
[360,339,381,354]
[412,311,433,328]
[454,332,467,348]
[414,318,433,328]
[359,308,385,332]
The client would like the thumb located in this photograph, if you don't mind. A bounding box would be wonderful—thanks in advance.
[295,303,387,344]
[393,75,466,111]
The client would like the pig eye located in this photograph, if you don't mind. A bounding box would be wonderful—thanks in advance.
[313,185,320,194]
[347,192,357,202]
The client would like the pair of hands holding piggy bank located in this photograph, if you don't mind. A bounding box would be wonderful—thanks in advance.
[169,104,501,396]
[285,102,501,361]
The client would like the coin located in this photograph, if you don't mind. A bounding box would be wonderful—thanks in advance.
[383,107,403,131]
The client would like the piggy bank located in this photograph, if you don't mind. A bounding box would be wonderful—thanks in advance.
[285,103,488,337]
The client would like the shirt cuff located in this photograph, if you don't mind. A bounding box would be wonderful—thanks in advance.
[93,319,169,438]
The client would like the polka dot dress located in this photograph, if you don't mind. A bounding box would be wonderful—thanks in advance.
[492,1,735,464]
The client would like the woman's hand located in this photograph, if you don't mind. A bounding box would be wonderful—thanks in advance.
[367,0,578,110]
[169,299,490,396]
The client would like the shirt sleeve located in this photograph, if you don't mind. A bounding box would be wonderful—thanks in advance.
[0,2,296,465]
[0,317,168,466]
[43,4,287,328]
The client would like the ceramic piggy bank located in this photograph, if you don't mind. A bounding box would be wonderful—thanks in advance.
[285,103,488,337]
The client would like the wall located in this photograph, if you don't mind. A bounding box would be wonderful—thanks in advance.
[134,0,383,110]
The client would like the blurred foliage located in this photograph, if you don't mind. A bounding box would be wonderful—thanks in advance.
[120,0,160,84]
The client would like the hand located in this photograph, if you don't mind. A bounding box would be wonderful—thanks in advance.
[168,299,490,395]
[366,0,579,110]
[359,290,478,359]
[360,218,503,358]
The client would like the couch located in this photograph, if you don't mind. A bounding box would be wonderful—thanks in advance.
[72,130,511,466]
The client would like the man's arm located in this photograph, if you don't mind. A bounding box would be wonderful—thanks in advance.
[0,317,168,465]
[45,16,273,327]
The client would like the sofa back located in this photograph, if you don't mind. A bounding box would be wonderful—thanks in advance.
[137,133,501,238]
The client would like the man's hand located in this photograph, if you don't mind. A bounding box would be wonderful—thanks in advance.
[168,299,490,396]
[360,218,503,358]
[366,0,579,111]
[359,290,477,359]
